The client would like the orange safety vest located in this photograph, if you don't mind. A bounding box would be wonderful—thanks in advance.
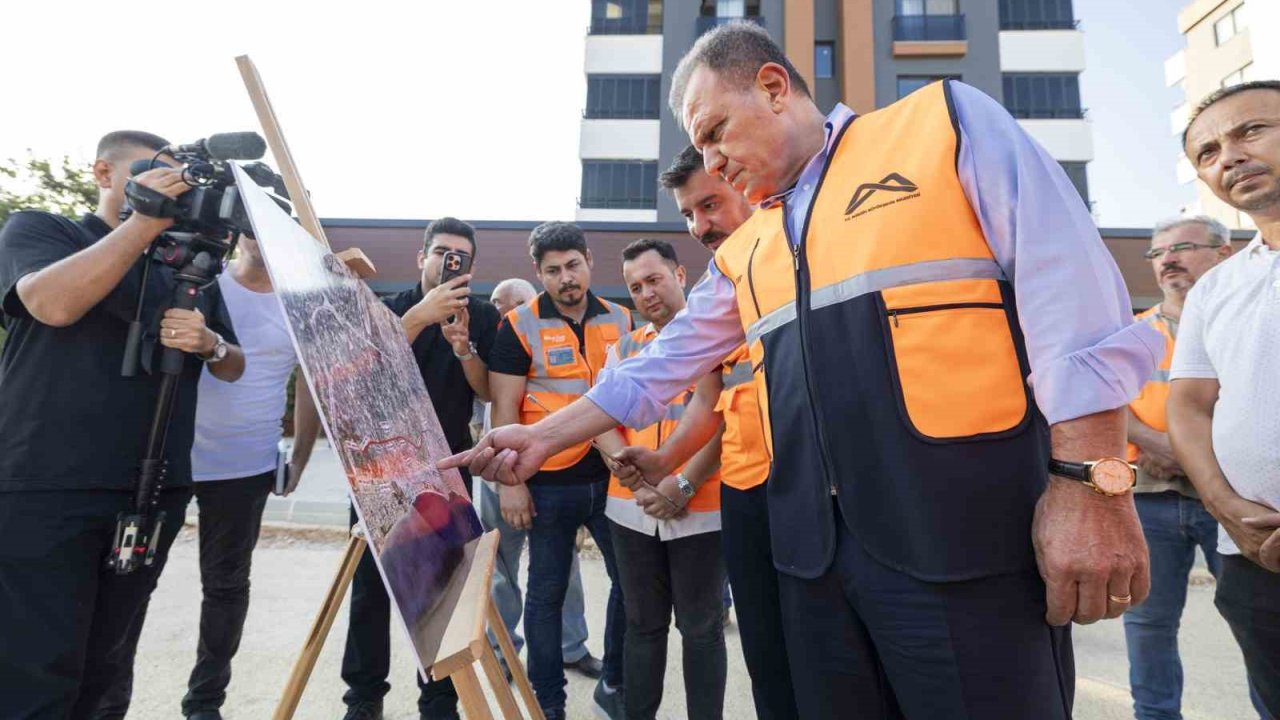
[508,293,631,471]
[713,345,771,491]
[605,324,722,538]
[1127,305,1175,462]
[713,80,1046,581]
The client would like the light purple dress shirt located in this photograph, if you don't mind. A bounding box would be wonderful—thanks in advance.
[587,81,1163,429]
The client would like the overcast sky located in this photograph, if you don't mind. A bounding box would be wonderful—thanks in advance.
[0,0,1198,228]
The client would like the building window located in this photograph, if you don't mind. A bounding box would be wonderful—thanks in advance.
[580,160,658,209]
[1002,73,1083,119]
[1214,4,1246,46]
[897,75,958,98]
[1059,161,1089,205]
[815,43,835,79]
[696,0,763,35]
[585,75,661,119]
[590,0,663,35]
[999,0,1075,30]
[894,0,965,41]
[1222,63,1254,89]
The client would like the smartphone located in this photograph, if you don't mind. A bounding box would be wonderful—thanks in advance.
[273,439,290,496]
[440,250,472,286]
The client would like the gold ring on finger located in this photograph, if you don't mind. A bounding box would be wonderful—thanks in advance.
[1108,593,1132,604]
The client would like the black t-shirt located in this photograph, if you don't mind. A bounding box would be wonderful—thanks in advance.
[488,291,625,486]
[382,286,499,455]
[0,212,237,492]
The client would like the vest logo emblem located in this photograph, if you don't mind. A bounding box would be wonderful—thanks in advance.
[546,346,576,367]
[844,173,920,217]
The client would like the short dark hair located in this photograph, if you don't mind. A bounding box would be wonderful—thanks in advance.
[622,238,679,267]
[529,221,588,266]
[424,216,477,257]
[660,145,705,191]
[96,130,170,161]
[670,21,811,128]
[1183,80,1280,149]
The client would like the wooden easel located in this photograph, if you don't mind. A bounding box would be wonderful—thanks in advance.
[234,55,542,719]
[272,529,543,720]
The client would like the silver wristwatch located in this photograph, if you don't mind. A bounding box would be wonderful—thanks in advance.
[201,332,228,364]
[675,473,696,499]
[454,341,477,361]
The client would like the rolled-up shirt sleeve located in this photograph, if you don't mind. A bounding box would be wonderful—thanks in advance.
[586,262,745,428]
[951,81,1163,425]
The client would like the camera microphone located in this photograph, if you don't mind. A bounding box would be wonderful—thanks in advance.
[165,132,267,161]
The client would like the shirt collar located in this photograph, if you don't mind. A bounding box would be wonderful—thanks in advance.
[760,103,857,210]
[536,290,609,322]
[1247,233,1276,258]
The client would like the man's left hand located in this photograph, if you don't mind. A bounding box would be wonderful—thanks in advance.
[1033,477,1150,626]
[160,308,215,355]
[442,306,471,355]
[636,476,688,520]
[1242,512,1280,572]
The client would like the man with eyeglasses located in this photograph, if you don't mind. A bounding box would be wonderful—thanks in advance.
[1122,216,1260,720]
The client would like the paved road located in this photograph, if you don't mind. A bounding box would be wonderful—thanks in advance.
[128,519,1258,720]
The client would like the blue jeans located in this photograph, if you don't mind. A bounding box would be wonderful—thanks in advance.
[1124,491,1269,719]
[526,481,625,715]
[478,481,590,662]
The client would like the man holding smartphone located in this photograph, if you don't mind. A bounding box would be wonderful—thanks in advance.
[339,217,500,720]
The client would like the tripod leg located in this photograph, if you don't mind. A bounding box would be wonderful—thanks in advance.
[273,534,366,720]
[488,600,544,720]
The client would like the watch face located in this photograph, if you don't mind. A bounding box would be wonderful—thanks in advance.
[1090,458,1134,495]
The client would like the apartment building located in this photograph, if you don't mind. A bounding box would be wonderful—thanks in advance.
[577,0,1093,223]
[1166,0,1277,229]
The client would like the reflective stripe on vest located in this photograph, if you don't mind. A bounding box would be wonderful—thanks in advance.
[716,345,771,490]
[1127,306,1175,462]
[710,79,1044,581]
[604,325,721,538]
[510,294,630,471]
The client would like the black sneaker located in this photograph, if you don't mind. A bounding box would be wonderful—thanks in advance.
[563,651,604,679]
[186,711,222,720]
[342,700,383,720]
[592,679,625,720]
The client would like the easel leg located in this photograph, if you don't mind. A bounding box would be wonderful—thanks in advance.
[488,601,544,720]
[273,535,367,720]
[453,665,495,720]
[479,642,523,719]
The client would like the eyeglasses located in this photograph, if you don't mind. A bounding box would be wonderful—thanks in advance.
[1143,242,1222,260]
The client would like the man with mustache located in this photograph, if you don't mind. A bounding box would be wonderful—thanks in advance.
[611,145,799,720]
[1171,80,1280,716]
[484,222,631,720]
[1122,217,1244,720]
[446,23,1160,718]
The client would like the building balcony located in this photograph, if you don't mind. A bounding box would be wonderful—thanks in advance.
[696,15,764,37]
[999,18,1078,30]
[893,14,966,42]
[589,16,661,35]
[1006,107,1086,120]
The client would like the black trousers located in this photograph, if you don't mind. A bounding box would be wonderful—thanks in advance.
[720,483,800,720]
[1217,554,1280,716]
[0,488,190,720]
[180,472,273,713]
[778,500,1074,719]
[341,506,458,717]
[610,520,726,720]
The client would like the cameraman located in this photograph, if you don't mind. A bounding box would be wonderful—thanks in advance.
[0,130,243,718]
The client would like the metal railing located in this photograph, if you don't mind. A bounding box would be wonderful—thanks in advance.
[892,14,966,42]
[589,17,661,35]
[999,18,1079,30]
[1005,107,1087,120]
[577,196,657,210]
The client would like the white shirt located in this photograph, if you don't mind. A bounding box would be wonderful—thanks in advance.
[191,272,298,481]
[1170,234,1280,555]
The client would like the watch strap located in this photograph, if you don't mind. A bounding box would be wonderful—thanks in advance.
[1047,458,1089,482]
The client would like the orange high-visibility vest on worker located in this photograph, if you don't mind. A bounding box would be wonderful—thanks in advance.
[713,80,1046,581]
[714,345,770,491]
[606,324,722,538]
[1127,305,1176,462]
[507,293,631,471]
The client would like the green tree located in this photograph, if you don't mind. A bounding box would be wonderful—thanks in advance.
[0,152,98,229]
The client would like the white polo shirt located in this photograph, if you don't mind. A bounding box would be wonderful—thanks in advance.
[1170,234,1280,555]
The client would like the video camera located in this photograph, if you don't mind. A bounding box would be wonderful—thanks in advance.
[109,131,290,575]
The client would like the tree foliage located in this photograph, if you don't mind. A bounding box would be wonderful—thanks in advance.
[0,152,98,229]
